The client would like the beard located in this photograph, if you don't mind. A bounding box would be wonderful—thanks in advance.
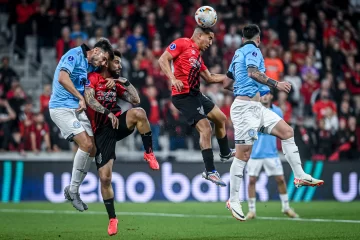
[109,69,120,79]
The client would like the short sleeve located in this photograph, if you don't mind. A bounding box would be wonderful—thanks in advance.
[116,83,126,97]
[86,73,99,89]
[166,39,185,59]
[59,49,78,75]
[245,50,261,69]
[200,59,207,72]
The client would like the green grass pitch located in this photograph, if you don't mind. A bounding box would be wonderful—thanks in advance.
[0,201,360,240]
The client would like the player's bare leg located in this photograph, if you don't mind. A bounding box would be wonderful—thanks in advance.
[207,106,235,162]
[246,176,257,219]
[275,175,299,218]
[195,118,226,186]
[227,144,251,221]
[99,159,118,236]
[64,132,95,212]
[126,108,159,170]
[271,120,324,188]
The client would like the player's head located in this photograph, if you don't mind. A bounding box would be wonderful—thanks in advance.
[242,24,261,46]
[260,89,273,107]
[90,38,114,68]
[192,27,214,51]
[107,49,122,78]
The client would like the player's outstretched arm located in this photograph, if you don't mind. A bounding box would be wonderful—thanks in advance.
[158,51,184,92]
[200,69,226,83]
[223,72,235,91]
[84,87,119,129]
[116,78,140,105]
[247,67,291,93]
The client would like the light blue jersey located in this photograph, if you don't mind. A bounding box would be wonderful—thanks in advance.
[49,44,95,109]
[228,42,270,98]
[251,104,283,159]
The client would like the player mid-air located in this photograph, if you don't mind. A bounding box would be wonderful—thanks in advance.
[49,38,114,212]
[224,24,323,221]
[158,27,235,187]
[84,49,159,236]
[246,90,298,219]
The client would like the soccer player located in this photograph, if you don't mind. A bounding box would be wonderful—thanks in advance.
[49,39,114,212]
[246,91,298,219]
[84,50,159,236]
[224,24,323,221]
[158,27,235,187]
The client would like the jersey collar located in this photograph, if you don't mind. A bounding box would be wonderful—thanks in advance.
[81,44,90,58]
[240,41,258,48]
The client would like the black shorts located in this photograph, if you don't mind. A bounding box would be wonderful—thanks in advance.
[94,110,134,169]
[172,92,215,126]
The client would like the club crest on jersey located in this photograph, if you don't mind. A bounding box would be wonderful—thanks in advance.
[252,52,257,57]
[169,43,176,50]
[73,120,81,129]
[68,56,75,61]
[191,50,196,55]
[248,129,257,138]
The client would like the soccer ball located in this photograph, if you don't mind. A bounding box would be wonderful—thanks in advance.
[195,6,217,28]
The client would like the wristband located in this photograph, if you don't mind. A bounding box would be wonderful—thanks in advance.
[104,108,111,115]
[226,71,234,80]
[123,80,130,86]
[267,78,278,88]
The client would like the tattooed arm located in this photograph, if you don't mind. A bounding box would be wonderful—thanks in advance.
[84,87,107,114]
[116,78,140,105]
[84,87,119,129]
[247,67,291,93]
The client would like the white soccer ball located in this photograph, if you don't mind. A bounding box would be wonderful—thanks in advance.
[195,6,217,28]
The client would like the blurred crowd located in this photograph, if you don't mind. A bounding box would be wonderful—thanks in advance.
[0,0,359,161]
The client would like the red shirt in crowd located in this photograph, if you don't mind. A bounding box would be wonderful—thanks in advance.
[39,94,50,112]
[148,97,160,125]
[166,38,207,96]
[30,123,49,150]
[312,100,337,121]
[300,81,320,105]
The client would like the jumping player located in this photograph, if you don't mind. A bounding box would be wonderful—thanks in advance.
[225,24,323,221]
[49,38,114,212]
[246,91,298,219]
[84,50,159,236]
[158,27,235,187]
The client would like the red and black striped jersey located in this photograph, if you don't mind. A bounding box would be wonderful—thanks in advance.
[166,38,207,96]
[86,72,126,133]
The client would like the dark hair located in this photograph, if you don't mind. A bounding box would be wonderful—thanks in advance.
[113,49,122,59]
[195,26,214,35]
[242,24,261,40]
[94,38,114,60]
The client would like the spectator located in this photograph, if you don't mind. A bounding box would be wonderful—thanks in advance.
[30,112,51,154]
[0,98,16,151]
[88,27,103,48]
[164,101,187,151]
[0,56,19,94]
[223,24,242,49]
[312,90,337,121]
[130,58,147,89]
[39,84,51,113]
[70,22,88,41]
[301,56,319,81]
[83,13,96,37]
[55,26,75,62]
[126,24,147,54]
[264,48,284,81]
[274,91,292,123]
[313,119,334,160]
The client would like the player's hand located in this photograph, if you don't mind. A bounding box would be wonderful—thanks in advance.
[115,77,128,84]
[108,112,119,129]
[77,98,87,112]
[105,78,116,89]
[276,81,291,93]
[171,79,184,92]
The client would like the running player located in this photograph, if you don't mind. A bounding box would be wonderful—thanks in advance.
[246,91,298,219]
[84,50,159,236]
[225,24,323,221]
[158,27,235,187]
[49,38,114,212]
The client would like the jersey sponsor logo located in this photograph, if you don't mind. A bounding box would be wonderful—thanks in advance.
[191,50,196,55]
[68,56,75,62]
[189,57,201,68]
[73,120,81,129]
[169,43,176,50]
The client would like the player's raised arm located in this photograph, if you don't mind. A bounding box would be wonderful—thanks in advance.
[247,67,290,93]
[116,78,140,105]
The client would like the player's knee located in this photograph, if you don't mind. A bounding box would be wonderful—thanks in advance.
[282,126,294,140]
[275,176,285,185]
[249,177,257,185]
[100,173,112,187]
[79,137,93,152]
[133,108,147,121]
[200,125,212,140]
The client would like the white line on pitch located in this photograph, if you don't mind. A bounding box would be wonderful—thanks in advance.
[1,209,360,224]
